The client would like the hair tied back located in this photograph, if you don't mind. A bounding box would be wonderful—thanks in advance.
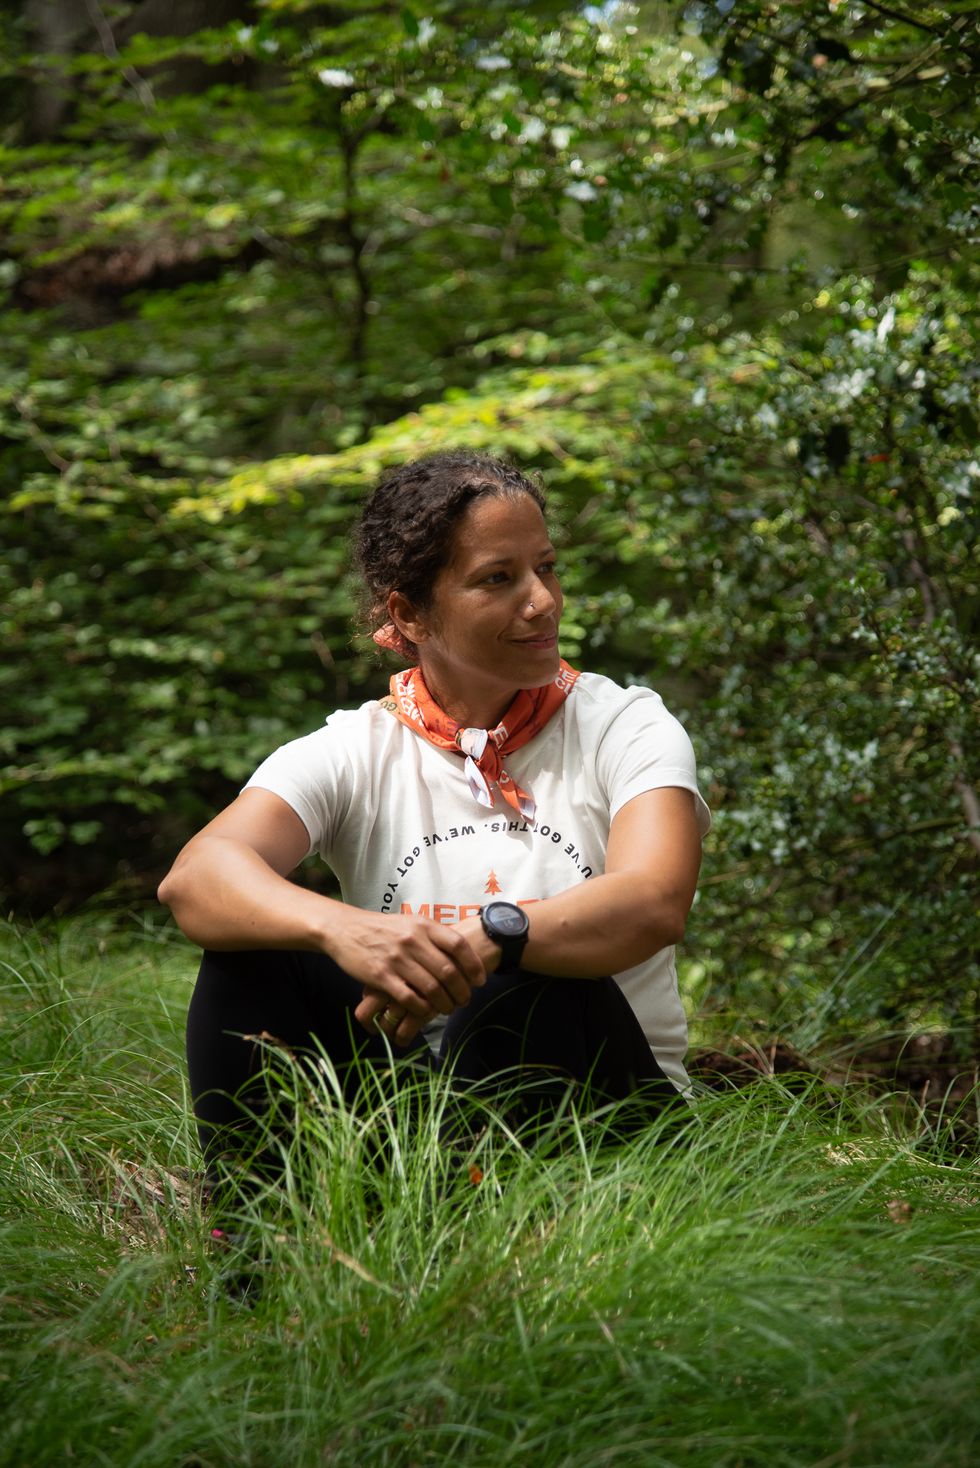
[372,623,403,653]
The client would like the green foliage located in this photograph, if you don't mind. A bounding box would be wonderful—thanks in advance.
[0,364,633,897]
[675,272,978,1040]
[0,1,976,1034]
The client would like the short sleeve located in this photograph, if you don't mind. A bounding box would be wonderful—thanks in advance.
[242,716,357,856]
[595,690,711,835]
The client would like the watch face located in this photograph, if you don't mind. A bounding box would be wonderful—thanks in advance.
[484,902,528,937]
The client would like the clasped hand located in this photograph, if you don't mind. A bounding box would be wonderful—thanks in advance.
[335,910,488,1048]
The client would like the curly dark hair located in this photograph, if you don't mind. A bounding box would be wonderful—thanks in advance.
[355,450,546,660]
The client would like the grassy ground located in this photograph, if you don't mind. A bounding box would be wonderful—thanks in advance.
[1,914,978,1468]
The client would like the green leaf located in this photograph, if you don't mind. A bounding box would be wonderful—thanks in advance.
[581,205,610,243]
[488,182,513,215]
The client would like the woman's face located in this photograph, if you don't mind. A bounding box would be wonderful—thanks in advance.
[393,492,563,725]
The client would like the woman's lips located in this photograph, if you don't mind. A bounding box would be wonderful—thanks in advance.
[514,633,558,649]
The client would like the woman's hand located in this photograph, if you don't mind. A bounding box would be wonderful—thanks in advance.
[355,913,502,1047]
[333,908,486,1044]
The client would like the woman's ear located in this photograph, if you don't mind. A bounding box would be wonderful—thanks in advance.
[387,590,429,647]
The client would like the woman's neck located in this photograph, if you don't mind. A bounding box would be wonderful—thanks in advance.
[418,668,515,730]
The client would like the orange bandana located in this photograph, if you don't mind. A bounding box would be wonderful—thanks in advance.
[380,662,580,822]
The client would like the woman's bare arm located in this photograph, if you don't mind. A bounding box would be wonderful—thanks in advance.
[502,785,703,976]
[157,789,484,1023]
[158,790,327,950]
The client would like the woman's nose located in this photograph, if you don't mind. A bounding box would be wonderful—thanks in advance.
[523,573,556,618]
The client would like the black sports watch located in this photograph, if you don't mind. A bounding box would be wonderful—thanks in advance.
[479,900,530,973]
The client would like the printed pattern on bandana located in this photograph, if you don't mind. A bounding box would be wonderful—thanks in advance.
[380,661,580,823]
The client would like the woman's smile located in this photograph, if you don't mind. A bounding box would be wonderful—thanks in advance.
[512,631,558,649]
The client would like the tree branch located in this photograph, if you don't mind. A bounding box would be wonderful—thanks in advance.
[339,128,371,370]
[699,815,970,887]
[13,396,71,473]
[859,1,946,38]
[950,743,980,855]
[799,38,944,142]
[83,0,157,114]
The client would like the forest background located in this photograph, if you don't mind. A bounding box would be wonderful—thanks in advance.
[1,0,977,1062]
[1,5,979,1464]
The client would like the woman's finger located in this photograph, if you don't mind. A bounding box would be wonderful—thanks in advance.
[355,989,389,1030]
[429,924,487,993]
[379,1002,404,1032]
[338,913,483,1014]
[357,995,426,1049]
[392,948,469,1014]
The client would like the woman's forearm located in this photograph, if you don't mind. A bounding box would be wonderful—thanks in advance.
[158,833,486,1033]
[524,870,689,975]
[157,835,337,952]
[454,789,703,979]
[457,869,689,980]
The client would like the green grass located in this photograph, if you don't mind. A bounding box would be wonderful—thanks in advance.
[1,915,978,1467]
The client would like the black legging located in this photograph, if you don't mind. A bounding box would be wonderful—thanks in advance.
[186,948,681,1193]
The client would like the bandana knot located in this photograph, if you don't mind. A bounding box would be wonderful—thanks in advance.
[382,663,580,823]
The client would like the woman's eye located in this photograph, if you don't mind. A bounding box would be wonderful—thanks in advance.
[481,563,556,585]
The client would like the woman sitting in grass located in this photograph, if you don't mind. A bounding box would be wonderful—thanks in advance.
[158,450,710,1205]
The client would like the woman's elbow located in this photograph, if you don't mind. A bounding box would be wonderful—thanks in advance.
[157,871,183,920]
[664,913,687,947]
[156,863,206,945]
[157,855,189,913]
[645,900,688,951]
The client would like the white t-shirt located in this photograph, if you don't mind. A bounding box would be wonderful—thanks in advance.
[245,672,711,1088]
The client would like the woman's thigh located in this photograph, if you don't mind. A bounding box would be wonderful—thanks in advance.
[185,947,429,1176]
[439,968,681,1122]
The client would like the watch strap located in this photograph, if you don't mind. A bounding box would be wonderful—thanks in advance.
[479,901,529,972]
